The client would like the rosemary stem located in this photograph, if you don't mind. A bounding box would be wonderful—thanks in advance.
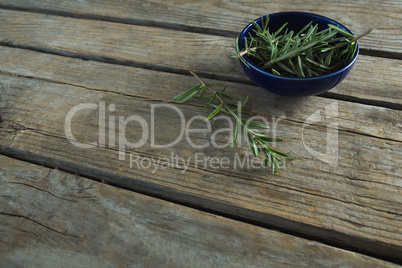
[175,71,292,173]
[237,47,259,57]
[190,71,262,147]
[352,29,373,42]
[190,71,240,122]
[330,29,373,49]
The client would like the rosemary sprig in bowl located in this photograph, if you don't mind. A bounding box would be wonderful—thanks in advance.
[236,15,371,77]
[235,12,371,96]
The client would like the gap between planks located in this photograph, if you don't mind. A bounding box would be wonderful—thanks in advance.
[0,4,238,37]
[0,8,401,109]
[0,3,401,62]
[0,42,400,111]
[1,154,399,267]
[0,145,401,266]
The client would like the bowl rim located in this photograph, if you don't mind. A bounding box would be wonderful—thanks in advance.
[237,11,359,81]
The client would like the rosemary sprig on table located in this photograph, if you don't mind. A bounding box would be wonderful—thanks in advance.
[236,15,371,77]
[174,71,292,173]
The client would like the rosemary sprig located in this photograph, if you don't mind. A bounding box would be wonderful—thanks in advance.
[174,71,292,173]
[236,15,372,77]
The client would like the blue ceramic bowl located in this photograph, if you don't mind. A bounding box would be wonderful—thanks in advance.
[237,12,359,97]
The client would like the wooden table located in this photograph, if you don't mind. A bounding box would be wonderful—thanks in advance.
[0,1,401,267]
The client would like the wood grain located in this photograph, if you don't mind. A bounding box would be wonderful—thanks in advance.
[1,155,398,267]
[0,9,237,80]
[0,48,401,261]
[0,12,400,107]
[0,46,400,141]
[1,0,401,55]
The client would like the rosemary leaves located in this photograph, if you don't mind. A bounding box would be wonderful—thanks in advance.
[236,15,371,77]
[174,71,291,173]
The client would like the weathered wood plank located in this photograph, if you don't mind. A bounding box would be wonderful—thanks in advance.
[0,53,401,261]
[328,55,402,107]
[1,155,398,267]
[0,47,400,141]
[1,0,401,55]
[0,9,237,81]
[0,12,401,108]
